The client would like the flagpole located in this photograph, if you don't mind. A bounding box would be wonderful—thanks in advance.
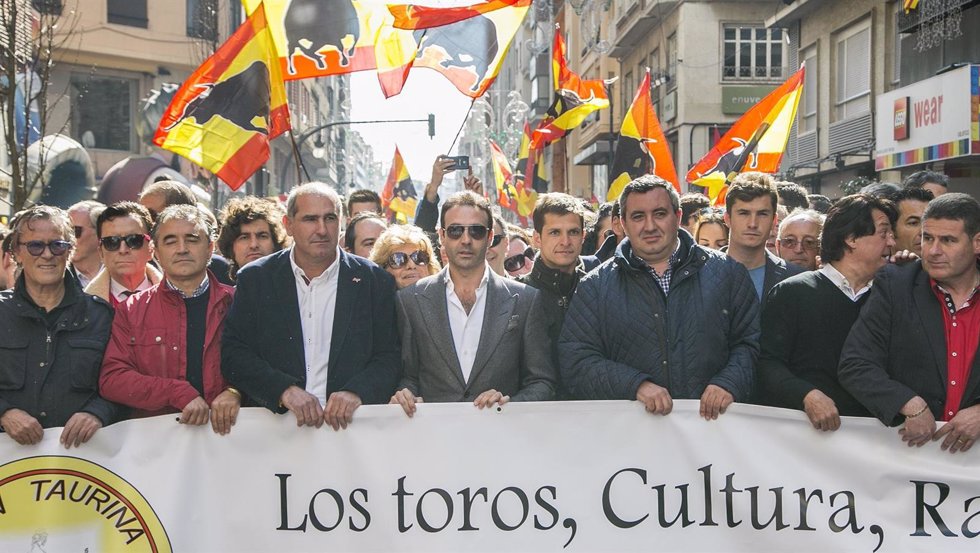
[288,130,312,183]
[448,98,477,153]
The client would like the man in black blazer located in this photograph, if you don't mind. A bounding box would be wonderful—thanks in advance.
[839,193,980,454]
[222,183,400,430]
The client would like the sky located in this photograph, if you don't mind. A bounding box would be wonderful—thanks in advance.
[349,69,474,186]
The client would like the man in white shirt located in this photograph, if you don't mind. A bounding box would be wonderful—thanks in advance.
[84,202,161,306]
[68,200,105,289]
[222,182,400,430]
[391,191,556,417]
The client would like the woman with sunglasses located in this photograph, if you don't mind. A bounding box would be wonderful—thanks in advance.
[370,225,441,289]
[504,225,535,278]
[0,206,118,448]
[485,213,510,276]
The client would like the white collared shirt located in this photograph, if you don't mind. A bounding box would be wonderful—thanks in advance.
[445,264,490,383]
[110,275,152,303]
[290,246,341,406]
[820,263,873,302]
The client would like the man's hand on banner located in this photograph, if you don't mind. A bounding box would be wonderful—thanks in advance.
[210,389,241,435]
[934,404,980,454]
[179,397,210,426]
[700,384,734,421]
[60,412,102,449]
[803,389,842,432]
[280,386,324,428]
[390,388,424,417]
[636,381,673,415]
[899,396,936,446]
[324,391,362,431]
[473,389,510,410]
[0,408,44,445]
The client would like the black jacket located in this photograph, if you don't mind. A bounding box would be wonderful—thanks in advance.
[0,273,118,428]
[221,249,401,411]
[559,231,760,402]
[839,261,980,426]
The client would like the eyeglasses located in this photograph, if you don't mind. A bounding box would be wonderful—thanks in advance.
[20,240,72,257]
[504,247,535,273]
[100,233,150,252]
[444,224,490,241]
[490,234,503,248]
[778,237,819,252]
[387,250,430,269]
[73,225,84,239]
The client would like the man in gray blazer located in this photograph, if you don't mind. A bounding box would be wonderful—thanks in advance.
[391,191,557,415]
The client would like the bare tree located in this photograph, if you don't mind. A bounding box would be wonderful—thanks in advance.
[0,0,80,213]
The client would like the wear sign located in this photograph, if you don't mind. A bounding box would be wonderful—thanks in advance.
[1,402,978,552]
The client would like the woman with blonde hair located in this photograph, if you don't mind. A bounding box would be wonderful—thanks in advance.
[694,209,730,251]
[370,224,441,289]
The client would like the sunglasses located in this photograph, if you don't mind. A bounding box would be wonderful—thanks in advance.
[778,237,819,252]
[504,247,535,273]
[444,224,490,241]
[20,240,72,257]
[387,250,430,269]
[100,233,150,251]
[490,234,503,248]
[74,225,84,239]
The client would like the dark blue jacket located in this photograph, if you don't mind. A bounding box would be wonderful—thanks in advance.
[558,231,760,401]
[221,249,400,411]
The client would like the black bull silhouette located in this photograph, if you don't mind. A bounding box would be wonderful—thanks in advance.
[284,0,360,74]
[166,61,271,135]
[414,15,498,92]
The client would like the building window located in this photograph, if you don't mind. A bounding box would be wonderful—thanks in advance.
[108,0,148,28]
[800,47,817,132]
[70,74,134,151]
[723,25,785,80]
[666,33,678,85]
[835,22,871,120]
[32,0,62,15]
[187,0,218,41]
[623,71,633,109]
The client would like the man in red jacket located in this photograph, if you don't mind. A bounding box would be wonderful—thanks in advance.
[99,205,240,434]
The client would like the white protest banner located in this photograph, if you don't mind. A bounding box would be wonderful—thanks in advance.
[0,401,977,552]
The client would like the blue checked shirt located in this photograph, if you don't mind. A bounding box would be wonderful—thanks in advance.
[631,239,682,296]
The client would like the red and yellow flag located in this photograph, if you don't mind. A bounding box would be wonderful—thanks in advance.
[904,0,919,12]
[607,71,678,201]
[516,122,546,196]
[382,147,417,223]
[490,139,535,225]
[531,27,609,149]
[154,5,290,190]
[686,64,805,205]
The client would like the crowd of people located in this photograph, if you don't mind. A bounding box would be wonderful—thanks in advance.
[1,160,977,456]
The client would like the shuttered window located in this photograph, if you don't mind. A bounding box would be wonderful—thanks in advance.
[108,0,147,28]
[801,47,817,133]
[835,23,871,120]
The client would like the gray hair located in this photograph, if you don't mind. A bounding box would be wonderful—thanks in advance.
[286,182,343,222]
[778,209,826,239]
[152,204,216,243]
[11,205,76,248]
[68,200,107,228]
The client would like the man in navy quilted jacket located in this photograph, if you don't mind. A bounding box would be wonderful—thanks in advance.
[558,175,760,420]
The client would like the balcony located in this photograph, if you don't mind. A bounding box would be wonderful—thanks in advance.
[609,0,676,58]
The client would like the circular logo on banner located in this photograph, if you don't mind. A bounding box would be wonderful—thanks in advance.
[0,456,171,552]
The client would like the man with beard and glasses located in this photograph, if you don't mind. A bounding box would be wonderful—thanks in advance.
[390,191,555,417]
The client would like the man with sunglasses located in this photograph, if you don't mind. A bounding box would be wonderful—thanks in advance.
[775,209,824,271]
[560,175,760,421]
[84,202,162,306]
[99,205,240,434]
[67,200,106,289]
[391,191,556,416]
[0,205,118,447]
[724,172,803,300]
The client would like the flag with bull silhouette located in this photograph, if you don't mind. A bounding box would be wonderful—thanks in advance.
[153,5,290,191]
[244,0,530,98]
[686,64,805,205]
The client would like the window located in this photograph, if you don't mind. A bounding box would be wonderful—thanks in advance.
[70,74,134,151]
[666,33,678,84]
[187,0,218,40]
[800,47,817,132]
[623,71,633,109]
[723,25,786,80]
[32,0,62,15]
[108,0,147,28]
[835,22,871,120]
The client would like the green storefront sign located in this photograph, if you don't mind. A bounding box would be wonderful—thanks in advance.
[722,85,778,115]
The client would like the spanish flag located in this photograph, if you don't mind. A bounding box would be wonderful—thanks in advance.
[515,122,547,193]
[154,5,290,191]
[531,27,610,149]
[686,64,805,204]
[490,139,535,225]
[607,70,678,201]
[382,147,417,223]
[390,0,532,98]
